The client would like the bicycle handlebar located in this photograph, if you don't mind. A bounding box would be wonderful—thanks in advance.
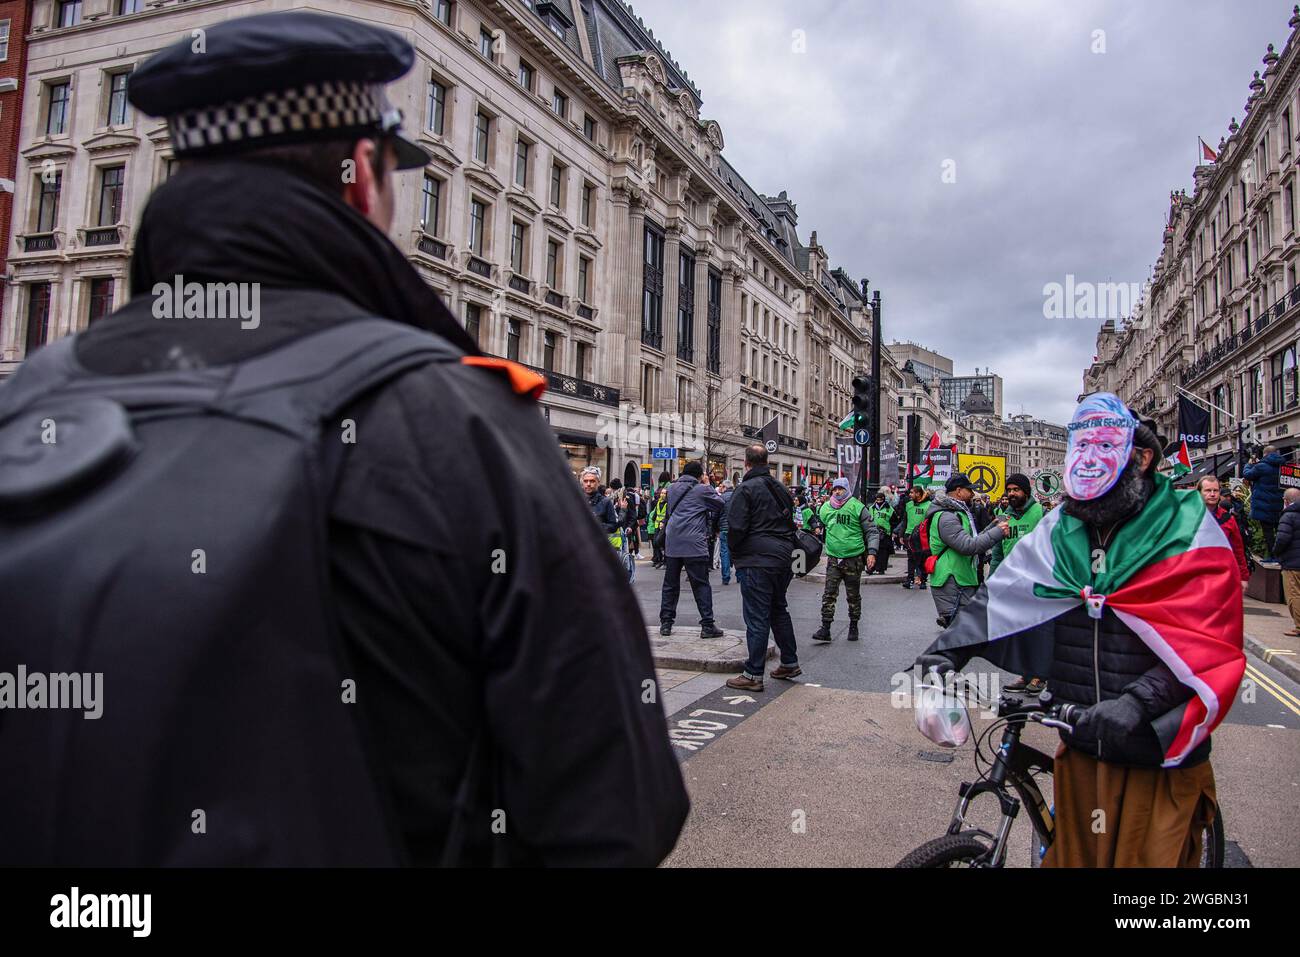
[998,690,1078,734]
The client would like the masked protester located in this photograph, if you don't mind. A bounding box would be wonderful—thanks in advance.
[919,394,1245,867]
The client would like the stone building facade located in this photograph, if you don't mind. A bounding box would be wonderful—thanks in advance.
[1,0,893,489]
[1083,8,1300,465]
[0,0,33,319]
[1010,413,1067,474]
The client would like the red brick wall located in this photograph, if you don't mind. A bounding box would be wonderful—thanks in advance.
[0,0,32,333]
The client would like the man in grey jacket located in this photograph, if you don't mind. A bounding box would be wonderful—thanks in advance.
[925,473,1007,628]
[660,461,725,637]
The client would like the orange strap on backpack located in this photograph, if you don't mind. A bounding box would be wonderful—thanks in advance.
[460,356,547,400]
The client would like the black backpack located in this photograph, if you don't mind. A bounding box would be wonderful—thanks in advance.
[0,317,458,865]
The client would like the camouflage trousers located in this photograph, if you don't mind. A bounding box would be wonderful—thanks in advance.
[820,554,865,623]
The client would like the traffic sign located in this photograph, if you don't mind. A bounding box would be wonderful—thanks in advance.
[854,427,871,446]
[651,447,678,459]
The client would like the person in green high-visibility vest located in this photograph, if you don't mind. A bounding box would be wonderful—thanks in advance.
[867,491,895,575]
[646,486,669,568]
[894,484,932,589]
[811,478,879,642]
[926,472,1007,629]
[990,472,1047,694]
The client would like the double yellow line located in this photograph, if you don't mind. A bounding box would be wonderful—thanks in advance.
[1244,662,1300,717]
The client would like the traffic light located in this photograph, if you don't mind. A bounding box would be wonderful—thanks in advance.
[852,374,875,422]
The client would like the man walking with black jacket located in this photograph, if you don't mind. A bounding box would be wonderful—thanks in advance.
[725,445,801,692]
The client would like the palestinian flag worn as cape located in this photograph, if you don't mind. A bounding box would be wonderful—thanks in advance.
[927,473,1244,767]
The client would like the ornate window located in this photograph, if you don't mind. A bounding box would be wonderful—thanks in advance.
[641,223,664,349]
[677,251,695,362]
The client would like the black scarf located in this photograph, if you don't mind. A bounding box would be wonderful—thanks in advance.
[78,159,478,373]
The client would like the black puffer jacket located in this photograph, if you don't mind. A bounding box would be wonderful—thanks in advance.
[1049,603,1207,767]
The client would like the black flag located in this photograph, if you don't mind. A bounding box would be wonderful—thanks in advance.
[759,416,779,456]
[1177,396,1211,451]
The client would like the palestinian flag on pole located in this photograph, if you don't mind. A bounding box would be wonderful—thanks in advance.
[912,431,942,487]
[1166,440,1192,476]
[926,473,1245,767]
[838,410,855,431]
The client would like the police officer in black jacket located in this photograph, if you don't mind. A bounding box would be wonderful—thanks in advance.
[52,12,688,866]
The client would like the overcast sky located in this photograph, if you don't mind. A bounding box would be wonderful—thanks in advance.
[644,0,1291,423]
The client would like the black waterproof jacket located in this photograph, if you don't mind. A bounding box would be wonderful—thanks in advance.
[726,466,796,569]
[65,160,689,866]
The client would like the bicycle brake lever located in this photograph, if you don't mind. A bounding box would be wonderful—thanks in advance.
[1037,718,1074,733]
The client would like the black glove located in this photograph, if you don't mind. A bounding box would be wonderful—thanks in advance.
[1073,695,1145,748]
[916,653,957,678]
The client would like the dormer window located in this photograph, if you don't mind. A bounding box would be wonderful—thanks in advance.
[535,1,573,40]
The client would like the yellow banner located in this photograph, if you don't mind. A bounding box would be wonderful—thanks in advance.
[956,453,1006,500]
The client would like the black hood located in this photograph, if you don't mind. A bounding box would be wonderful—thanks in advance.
[131,159,475,350]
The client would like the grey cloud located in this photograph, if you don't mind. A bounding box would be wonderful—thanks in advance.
[644,0,1288,422]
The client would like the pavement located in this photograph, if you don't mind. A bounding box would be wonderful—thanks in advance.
[648,625,774,673]
[631,552,1300,867]
[1242,595,1300,684]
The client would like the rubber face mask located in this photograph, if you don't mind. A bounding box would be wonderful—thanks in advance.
[1064,393,1138,501]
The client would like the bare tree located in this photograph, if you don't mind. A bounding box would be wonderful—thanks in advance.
[686,362,744,478]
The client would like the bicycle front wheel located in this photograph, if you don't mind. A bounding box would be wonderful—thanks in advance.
[895,832,994,868]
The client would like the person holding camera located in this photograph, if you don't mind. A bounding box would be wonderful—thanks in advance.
[1244,445,1287,564]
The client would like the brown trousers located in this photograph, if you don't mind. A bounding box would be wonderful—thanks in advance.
[1042,746,1217,868]
[1283,569,1300,629]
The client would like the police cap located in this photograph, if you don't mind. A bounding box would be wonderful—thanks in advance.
[128,10,430,169]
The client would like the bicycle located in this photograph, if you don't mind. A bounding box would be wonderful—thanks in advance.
[896,689,1225,868]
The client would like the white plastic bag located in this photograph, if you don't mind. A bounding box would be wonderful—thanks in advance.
[914,674,971,748]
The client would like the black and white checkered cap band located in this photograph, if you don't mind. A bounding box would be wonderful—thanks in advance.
[167,81,389,154]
